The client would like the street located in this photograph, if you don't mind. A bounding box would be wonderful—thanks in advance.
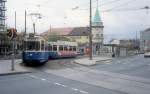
[0,54,150,94]
[89,54,150,79]
[0,72,125,94]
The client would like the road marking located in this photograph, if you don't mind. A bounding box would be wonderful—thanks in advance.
[61,84,67,87]
[79,90,89,94]
[54,82,67,87]
[26,74,89,94]
[41,78,46,81]
[71,88,78,91]
[54,82,61,86]
[27,74,39,79]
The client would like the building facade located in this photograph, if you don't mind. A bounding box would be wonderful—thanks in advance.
[92,6,104,55]
[0,0,8,55]
[140,28,150,52]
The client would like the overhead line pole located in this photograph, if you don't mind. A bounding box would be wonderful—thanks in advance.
[25,10,27,36]
[11,11,16,71]
[89,0,93,60]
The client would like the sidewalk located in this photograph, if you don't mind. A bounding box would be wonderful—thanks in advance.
[74,56,113,66]
[0,59,30,76]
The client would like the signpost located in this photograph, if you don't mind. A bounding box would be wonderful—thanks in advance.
[6,12,17,71]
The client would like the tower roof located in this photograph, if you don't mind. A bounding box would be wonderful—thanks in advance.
[93,7,102,23]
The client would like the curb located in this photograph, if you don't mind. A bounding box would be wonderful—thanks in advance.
[0,71,31,76]
[73,61,96,66]
[96,59,113,62]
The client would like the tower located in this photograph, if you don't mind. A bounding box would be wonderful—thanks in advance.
[92,0,104,55]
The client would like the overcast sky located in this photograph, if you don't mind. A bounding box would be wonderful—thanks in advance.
[6,0,150,40]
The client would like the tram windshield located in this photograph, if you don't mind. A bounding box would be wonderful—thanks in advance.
[24,41,40,51]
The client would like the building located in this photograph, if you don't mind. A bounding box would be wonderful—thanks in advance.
[0,0,7,55]
[102,39,140,57]
[42,2,104,55]
[41,27,90,54]
[140,28,150,52]
[92,5,104,55]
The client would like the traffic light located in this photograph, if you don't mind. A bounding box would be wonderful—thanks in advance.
[7,28,17,40]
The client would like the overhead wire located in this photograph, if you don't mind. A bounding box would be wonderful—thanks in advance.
[103,0,137,12]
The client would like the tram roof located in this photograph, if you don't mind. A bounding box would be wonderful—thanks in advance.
[24,35,45,41]
[48,41,78,46]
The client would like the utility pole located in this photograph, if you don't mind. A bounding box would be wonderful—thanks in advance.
[11,11,16,71]
[33,23,35,35]
[89,0,93,60]
[25,10,27,36]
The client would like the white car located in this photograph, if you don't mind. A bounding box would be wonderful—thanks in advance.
[144,52,150,57]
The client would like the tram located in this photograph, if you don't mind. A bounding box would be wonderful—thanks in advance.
[47,41,78,59]
[22,34,49,65]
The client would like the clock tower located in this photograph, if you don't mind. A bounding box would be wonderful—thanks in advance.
[92,0,104,55]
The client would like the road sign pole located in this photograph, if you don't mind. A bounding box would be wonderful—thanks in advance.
[11,11,16,71]
[11,39,15,71]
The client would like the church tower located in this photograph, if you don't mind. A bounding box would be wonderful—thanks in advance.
[92,0,104,55]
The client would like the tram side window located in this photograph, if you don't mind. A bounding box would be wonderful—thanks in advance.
[64,46,68,51]
[59,45,63,51]
[41,40,45,50]
[69,46,73,51]
[48,44,52,51]
[53,45,57,51]
[73,46,76,51]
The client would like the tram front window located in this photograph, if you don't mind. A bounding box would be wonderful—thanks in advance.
[25,41,40,51]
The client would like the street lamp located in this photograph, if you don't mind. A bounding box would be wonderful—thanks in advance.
[30,13,42,35]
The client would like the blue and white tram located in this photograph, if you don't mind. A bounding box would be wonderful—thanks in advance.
[22,35,49,65]
[47,41,78,59]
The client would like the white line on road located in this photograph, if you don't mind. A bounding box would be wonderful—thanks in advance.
[54,82,67,87]
[26,74,40,79]
[26,74,89,94]
[54,82,61,86]
[61,84,67,87]
[71,88,78,91]
[79,90,89,94]
[41,78,46,81]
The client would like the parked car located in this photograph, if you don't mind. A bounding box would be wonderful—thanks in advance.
[144,52,150,57]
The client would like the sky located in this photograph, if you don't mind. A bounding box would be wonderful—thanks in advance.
[6,0,150,41]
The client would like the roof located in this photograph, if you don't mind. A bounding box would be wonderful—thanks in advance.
[143,27,150,32]
[42,27,90,36]
[68,27,90,36]
[93,7,102,23]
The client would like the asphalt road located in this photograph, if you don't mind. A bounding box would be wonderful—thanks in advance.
[0,72,126,94]
[1,54,150,94]
[89,54,150,79]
